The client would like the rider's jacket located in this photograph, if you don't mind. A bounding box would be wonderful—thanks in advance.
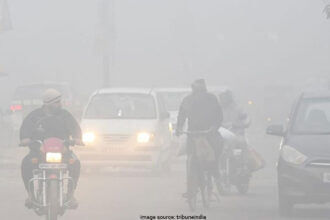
[20,107,82,142]
[177,91,223,132]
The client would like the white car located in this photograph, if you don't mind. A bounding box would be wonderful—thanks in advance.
[77,88,174,171]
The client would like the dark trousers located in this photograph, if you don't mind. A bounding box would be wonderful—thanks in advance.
[21,150,80,194]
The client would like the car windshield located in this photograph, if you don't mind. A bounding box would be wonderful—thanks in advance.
[14,84,70,100]
[292,98,330,134]
[159,92,188,111]
[85,93,157,119]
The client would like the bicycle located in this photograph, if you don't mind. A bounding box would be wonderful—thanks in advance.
[182,129,220,211]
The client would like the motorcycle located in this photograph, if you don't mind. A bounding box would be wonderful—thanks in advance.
[24,138,77,220]
[219,137,252,194]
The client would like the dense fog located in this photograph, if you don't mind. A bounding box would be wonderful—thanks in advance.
[1,1,330,220]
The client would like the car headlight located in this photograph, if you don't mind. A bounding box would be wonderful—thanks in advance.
[137,132,153,144]
[281,145,307,165]
[83,132,96,144]
[46,152,62,163]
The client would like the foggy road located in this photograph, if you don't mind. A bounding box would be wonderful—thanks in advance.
[1,0,330,219]
[1,135,330,220]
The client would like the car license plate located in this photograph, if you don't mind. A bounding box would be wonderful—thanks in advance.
[39,163,67,169]
[323,173,330,183]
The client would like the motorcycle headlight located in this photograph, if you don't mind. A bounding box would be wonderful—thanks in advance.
[137,132,153,144]
[46,152,62,163]
[281,145,307,165]
[169,123,174,133]
[83,132,96,144]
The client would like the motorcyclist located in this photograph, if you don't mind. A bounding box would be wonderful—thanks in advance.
[218,90,250,137]
[218,89,254,184]
[176,79,224,197]
[20,88,82,209]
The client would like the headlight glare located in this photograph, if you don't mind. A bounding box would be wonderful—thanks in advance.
[169,123,174,133]
[137,132,152,144]
[281,145,307,165]
[46,152,62,163]
[83,132,96,144]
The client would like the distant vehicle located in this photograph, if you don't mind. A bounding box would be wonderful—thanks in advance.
[78,88,174,172]
[156,88,190,130]
[267,89,330,216]
[263,85,295,127]
[8,82,81,132]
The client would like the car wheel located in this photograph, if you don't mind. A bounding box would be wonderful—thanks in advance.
[278,190,294,217]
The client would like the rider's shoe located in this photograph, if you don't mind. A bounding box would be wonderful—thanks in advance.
[24,198,33,209]
[66,195,79,209]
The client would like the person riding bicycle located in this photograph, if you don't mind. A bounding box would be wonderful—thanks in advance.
[20,88,83,209]
[175,79,224,198]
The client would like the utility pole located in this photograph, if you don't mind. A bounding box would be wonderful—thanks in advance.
[0,0,12,33]
[97,0,116,88]
[0,0,12,77]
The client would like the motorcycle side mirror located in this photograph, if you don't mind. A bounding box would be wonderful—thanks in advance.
[266,124,285,136]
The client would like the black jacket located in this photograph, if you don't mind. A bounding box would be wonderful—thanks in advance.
[20,107,82,142]
[177,91,223,132]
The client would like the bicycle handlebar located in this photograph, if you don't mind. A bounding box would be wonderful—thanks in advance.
[181,128,213,135]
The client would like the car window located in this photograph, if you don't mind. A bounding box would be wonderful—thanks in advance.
[292,98,330,134]
[84,93,157,119]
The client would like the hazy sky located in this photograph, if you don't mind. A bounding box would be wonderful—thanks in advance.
[1,0,330,103]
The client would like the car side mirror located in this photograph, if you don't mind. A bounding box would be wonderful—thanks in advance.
[266,124,285,136]
[160,111,170,120]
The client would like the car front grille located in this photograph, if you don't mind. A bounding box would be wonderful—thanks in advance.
[102,134,131,144]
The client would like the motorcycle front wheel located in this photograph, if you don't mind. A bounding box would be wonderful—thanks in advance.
[46,180,58,220]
